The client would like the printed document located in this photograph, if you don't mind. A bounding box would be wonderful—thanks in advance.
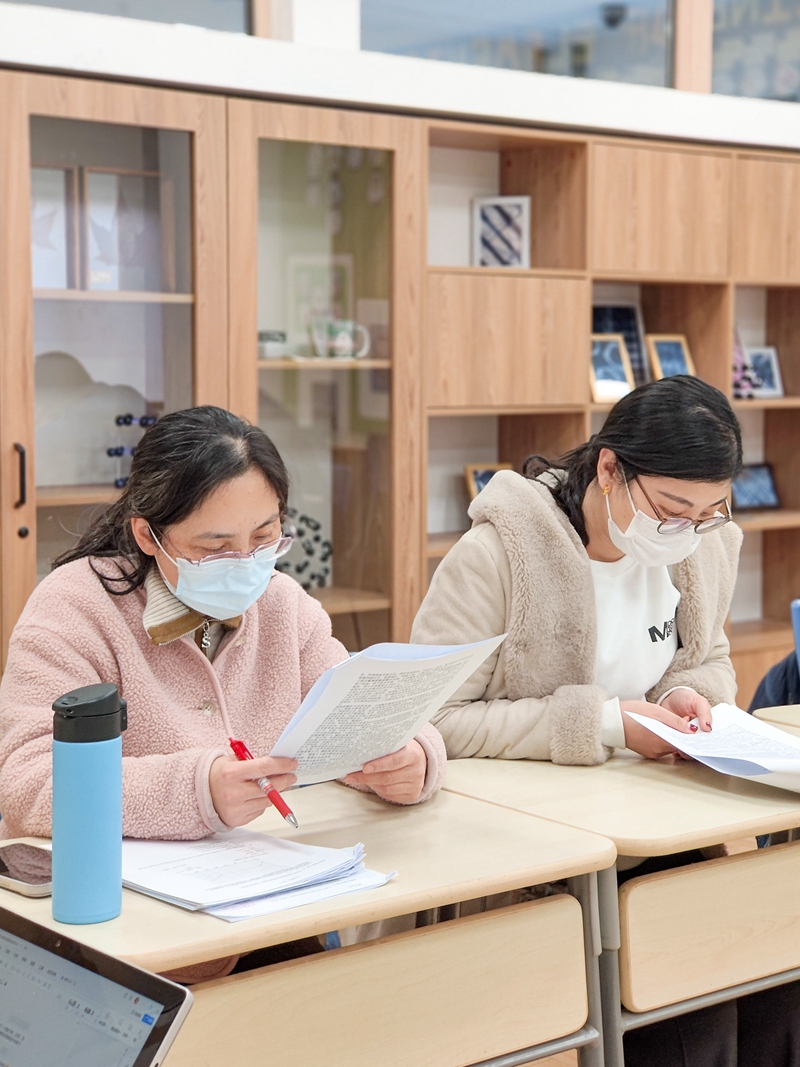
[121,830,389,914]
[271,635,505,784]
[627,702,800,793]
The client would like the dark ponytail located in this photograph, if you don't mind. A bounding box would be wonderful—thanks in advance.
[54,406,290,594]
[524,376,742,544]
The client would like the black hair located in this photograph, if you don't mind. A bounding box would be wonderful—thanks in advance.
[54,406,290,594]
[523,376,742,545]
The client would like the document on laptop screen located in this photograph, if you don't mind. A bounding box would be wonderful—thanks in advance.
[0,928,163,1067]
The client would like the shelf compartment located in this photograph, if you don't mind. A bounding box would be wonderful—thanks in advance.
[733,398,800,411]
[728,618,794,655]
[735,509,800,533]
[34,289,193,304]
[258,359,391,371]
[37,484,122,508]
[310,587,391,616]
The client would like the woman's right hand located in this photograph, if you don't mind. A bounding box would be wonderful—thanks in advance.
[620,700,697,760]
[208,754,298,827]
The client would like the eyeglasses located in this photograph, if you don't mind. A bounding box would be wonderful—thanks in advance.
[634,478,731,535]
[159,530,296,566]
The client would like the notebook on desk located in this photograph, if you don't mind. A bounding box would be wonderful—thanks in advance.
[0,904,192,1067]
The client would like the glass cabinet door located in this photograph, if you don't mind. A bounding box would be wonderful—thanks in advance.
[257,139,392,649]
[29,117,194,580]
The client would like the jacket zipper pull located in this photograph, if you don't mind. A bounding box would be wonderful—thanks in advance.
[201,619,211,655]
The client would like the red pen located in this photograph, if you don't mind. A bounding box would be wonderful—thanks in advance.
[228,737,299,828]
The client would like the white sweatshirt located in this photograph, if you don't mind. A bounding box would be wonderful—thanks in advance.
[590,555,681,748]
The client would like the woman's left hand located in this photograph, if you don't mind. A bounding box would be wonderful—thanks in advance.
[344,740,428,803]
[660,688,713,732]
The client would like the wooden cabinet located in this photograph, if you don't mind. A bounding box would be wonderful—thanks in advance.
[226,99,426,644]
[0,70,227,662]
[1,70,800,683]
[426,271,589,409]
[733,155,800,283]
[590,142,730,278]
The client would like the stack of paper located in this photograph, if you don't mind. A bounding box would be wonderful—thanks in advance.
[628,702,800,794]
[121,830,394,923]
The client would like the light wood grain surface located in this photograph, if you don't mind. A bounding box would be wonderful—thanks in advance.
[426,272,590,408]
[168,896,587,1067]
[590,142,730,278]
[0,783,614,973]
[733,155,800,283]
[443,755,800,856]
[754,705,800,729]
[619,841,800,1011]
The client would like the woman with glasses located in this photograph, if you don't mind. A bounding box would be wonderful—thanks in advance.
[412,376,800,1066]
[0,405,445,850]
[412,375,740,763]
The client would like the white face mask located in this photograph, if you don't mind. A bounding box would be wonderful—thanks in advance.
[606,480,701,568]
[149,528,288,619]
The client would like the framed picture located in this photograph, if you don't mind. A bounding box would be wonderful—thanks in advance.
[646,334,696,380]
[471,196,530,269]
[592,303,650,387]
[590,334,635,403]
[84,168,173,292]
[745,346,784,399]
[30,166,78,290]
[731,463,781,511]
[465,463,513,500]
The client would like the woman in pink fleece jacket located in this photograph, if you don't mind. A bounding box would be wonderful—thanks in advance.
[0,406,446,845]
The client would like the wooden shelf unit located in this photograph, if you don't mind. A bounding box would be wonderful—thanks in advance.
[1,70,800,687]
[422,119,800,689]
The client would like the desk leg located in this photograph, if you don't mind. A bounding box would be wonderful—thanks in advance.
[597,864,625,1067]
[568,873,604,1067]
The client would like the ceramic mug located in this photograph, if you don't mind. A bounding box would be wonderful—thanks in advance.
[310,317,371,359]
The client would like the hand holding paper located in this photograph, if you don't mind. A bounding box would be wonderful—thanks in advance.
[626,702,800,794]
[271,636,505,786]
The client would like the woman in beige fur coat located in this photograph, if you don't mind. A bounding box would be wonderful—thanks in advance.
[412,376,800,1067]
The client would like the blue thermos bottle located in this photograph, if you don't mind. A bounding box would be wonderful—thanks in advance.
[52,683,127,924]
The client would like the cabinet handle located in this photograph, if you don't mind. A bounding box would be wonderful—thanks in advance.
[13,443,26,509]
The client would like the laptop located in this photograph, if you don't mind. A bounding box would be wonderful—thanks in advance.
[0,904,192,1067]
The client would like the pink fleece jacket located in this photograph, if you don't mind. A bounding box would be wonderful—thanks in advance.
[0,559,447,840]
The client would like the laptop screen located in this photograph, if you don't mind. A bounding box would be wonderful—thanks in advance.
[0,907,189,1067]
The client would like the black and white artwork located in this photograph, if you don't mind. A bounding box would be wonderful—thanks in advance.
[471,196,530,268]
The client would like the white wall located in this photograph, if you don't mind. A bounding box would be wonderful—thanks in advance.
[428,147,499,267]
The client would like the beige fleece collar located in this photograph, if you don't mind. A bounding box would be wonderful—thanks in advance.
[142,568,241,646]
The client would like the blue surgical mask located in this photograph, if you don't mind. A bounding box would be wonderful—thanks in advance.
[149,527,292,619]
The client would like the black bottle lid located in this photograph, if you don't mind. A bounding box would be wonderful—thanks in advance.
[53,683,128,744]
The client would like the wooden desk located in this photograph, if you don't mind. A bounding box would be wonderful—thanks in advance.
[754,704,800,738]
[0,783,615,1067]
[444,756,800,1067]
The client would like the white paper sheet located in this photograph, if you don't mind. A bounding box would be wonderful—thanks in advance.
[121,830,366,910]
[627,703,800,793]
[205,868,396,922]
[272,635,505,784]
